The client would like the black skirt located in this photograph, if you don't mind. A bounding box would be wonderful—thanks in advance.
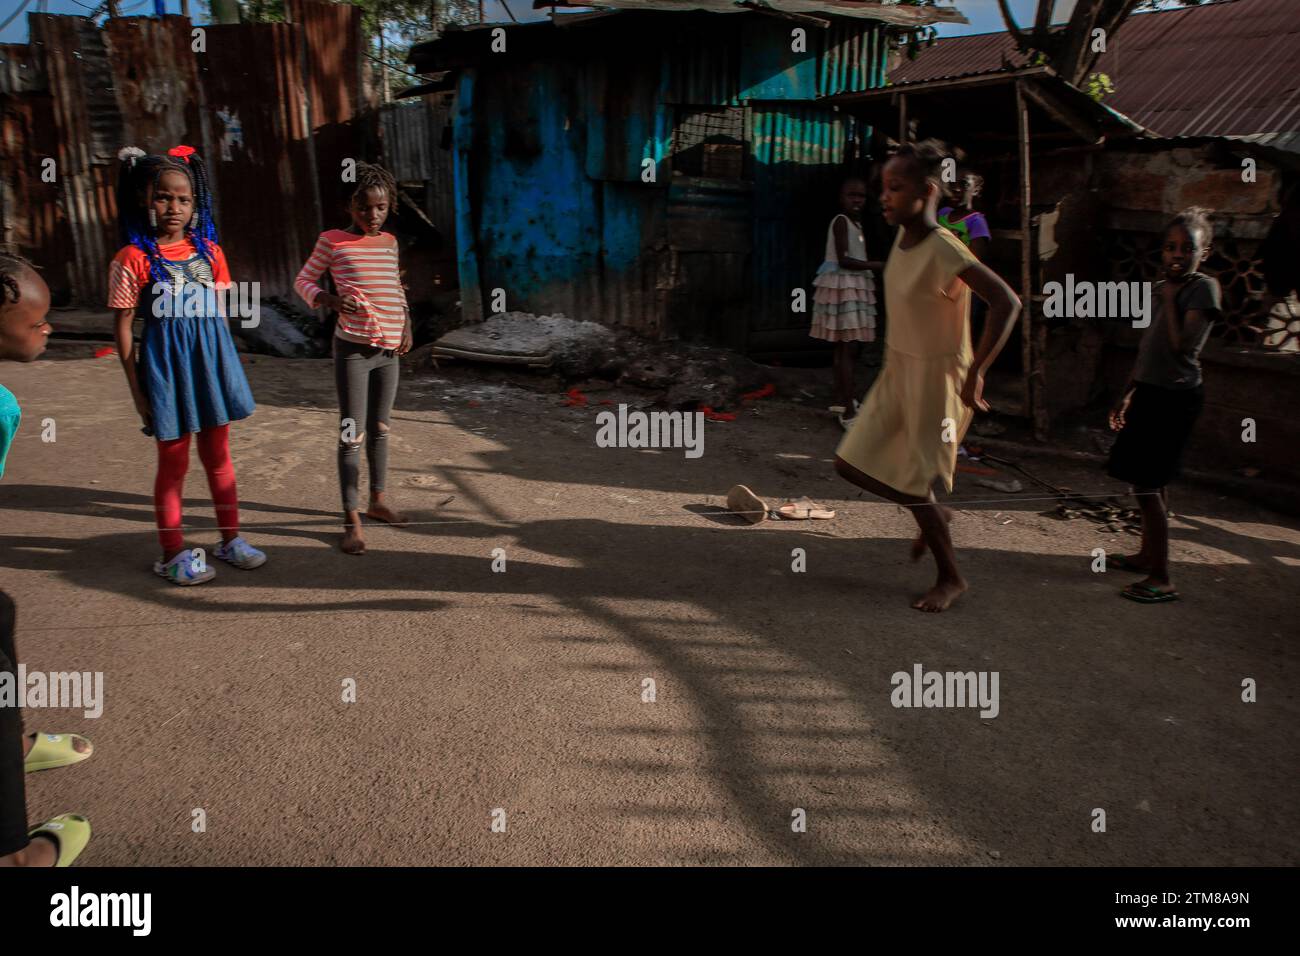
[1106,382,1204,489]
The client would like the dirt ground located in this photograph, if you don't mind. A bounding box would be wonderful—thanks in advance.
[2,342,1297,866]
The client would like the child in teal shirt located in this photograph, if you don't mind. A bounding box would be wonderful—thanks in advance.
[0,252,93,867]
[0,383,18,480]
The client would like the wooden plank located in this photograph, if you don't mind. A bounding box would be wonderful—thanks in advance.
[1016,80,1036,431]
[1020,79,1100,145]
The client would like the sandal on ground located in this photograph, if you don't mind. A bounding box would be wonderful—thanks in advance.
[28,814,92,867]
[25,733,93,773]
[775,496,836,520]
[725,484,769,524]
[1120,582,1179,604]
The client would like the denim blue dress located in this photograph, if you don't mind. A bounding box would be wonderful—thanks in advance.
[137,252,255,441]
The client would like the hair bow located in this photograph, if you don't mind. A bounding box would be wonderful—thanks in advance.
[168,144,197,163]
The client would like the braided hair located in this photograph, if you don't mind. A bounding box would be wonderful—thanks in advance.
[0,252,36,311]
[351,161,398,216]
[115,145,219,286]
[892,139,954,199]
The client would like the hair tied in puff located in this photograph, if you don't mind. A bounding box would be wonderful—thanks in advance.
[168,144,196,164]
[117,146,146,168]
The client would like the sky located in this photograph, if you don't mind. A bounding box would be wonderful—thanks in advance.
[0,0,528,42]
[0,0,1187,48]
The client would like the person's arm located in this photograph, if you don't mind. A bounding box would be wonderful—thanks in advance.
[957,261,1021,411]
[113,308,150,429]
[969,235,991,263]
[1161,280,1183,352]
[396,246,413,355]
[295,235,359,315]
[107,251,151,429]
[1109,375,1136,431]
[833,217,875,272]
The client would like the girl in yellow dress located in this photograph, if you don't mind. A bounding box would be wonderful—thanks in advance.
[835,141,1021,612]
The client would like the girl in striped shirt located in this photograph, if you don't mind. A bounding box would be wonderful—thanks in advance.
[295,163,413,555]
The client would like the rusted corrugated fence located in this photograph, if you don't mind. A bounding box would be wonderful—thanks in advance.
[0,4,366,307]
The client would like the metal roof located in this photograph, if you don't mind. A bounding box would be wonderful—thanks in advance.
[532,1,967,27]
[886,0,1300,140]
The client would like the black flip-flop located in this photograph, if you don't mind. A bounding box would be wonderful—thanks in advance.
[1119,582,1179,604]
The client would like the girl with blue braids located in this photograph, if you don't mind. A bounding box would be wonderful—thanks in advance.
[109,144,266,586]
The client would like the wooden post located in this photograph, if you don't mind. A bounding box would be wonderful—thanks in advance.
[1015,80,1041,435]
[898,92,908,144]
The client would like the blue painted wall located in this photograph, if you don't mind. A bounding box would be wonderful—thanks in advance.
[450,14,890,339]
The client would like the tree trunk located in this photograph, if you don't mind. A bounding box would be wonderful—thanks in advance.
[999,0,1143,87]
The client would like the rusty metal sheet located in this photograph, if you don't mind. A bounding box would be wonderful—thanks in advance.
[888,0,1300,140]
[197,21,321,300]
[286,0,364,234]
[380,100,433,184]
[0,90,74,303]
[103,16,203,153]
[28,14,121,306]
[533,1,964,27]
[287,0,362,128]
[0,42,45,95]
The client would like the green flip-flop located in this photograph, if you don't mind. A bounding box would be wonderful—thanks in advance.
[28,814,92,867]
[24,732,94,773]
[1120,582,1179,604]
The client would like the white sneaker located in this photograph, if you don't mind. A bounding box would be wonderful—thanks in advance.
[153,549,216,586]
[215,536,267,570]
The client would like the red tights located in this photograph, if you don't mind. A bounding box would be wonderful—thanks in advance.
[155,424,239,557]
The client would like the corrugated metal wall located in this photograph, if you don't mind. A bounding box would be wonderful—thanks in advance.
[103,16,203,157]
[437,13,890,346]
[749,104,856,349]
[0,6,366,307]
[24,15,121,307]
[380,94,457,248]
[0,57,71,302]
[197,22,322,300]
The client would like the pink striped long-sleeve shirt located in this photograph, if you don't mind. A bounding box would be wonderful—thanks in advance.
[295,229,409,350]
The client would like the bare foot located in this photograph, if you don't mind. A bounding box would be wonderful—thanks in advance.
[365,500,408,527]
[1131,575,1174,594]
[0,834,57,867]
[911,505,955,562]
[911,576,968,613]
[341,520,366,555]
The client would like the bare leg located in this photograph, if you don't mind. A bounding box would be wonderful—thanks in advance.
[832,342,855,409]
[341,508,365,554]
[1131,485,1173,592]
[834,457,968,612]
[0,835,56,867]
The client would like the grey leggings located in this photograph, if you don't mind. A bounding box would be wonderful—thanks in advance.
[333,337,399,512]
